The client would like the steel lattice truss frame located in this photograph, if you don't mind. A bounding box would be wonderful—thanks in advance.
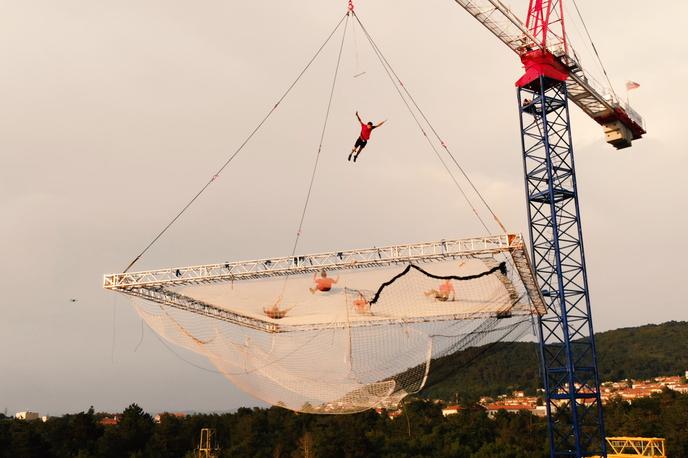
[518,76,605,457]
[104,234,545,333]
[605,437,666,458]
[518,76,606,457]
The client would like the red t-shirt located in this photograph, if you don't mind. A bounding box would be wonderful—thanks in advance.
[439,281,454,294]
[315,277,335,291]
[360,122,374,141]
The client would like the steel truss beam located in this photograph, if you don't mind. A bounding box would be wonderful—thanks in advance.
[126,285,528,334]
[104,234,545,333]
[518,76,606,457]
[605,437,666,458]
[106,235,524,288]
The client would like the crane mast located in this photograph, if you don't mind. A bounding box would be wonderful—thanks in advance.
[451,0,646,456]
[518,71,606,458]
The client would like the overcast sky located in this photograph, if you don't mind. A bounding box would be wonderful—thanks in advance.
[1,1,685,416]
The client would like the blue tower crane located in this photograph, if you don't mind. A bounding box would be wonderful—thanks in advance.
[451,1,646,456]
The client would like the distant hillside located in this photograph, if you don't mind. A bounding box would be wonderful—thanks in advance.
[421,321,688,401]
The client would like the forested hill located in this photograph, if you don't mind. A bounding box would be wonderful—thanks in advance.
[421,320,688,401]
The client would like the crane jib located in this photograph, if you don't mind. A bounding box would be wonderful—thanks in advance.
[452,0,645,149]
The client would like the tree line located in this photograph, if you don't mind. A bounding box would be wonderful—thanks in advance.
[422,320,688,400]
[2,389,687,457]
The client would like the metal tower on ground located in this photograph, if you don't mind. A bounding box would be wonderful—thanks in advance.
[515,2,605,454]
[605,437,666,458]
[518,74,605,456]
[450,0,646,455]
[196,428,220,458]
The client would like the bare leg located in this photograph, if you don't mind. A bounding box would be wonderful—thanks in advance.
[424,289,439,298]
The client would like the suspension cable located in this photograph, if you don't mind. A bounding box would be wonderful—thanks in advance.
[288,14,350,261]
[352,17,489,233]
[353,12,507,234]
[569,0,618,100]
[122,14,349,273]
[351,13,364,78]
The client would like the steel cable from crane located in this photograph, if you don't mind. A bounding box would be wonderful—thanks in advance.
[122,13,349,273]
[353,15,492,233]
[287,14,350,264]
[351,17,366,78]
[568,0,618,101]
[352,11,507,235]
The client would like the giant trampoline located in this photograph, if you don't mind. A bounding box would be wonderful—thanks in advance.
[105,235,544,413]
[104,7,546,414]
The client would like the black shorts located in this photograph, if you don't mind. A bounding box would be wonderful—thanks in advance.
[354,137,368,149]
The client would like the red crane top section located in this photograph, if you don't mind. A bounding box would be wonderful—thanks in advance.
[525,0,567,53]
[516,0,569,88]
[452,0,646,148]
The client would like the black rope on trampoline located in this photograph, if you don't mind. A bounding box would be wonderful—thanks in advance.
[353,11,508,235]
[122,13,349,273]
[368,261,507,305]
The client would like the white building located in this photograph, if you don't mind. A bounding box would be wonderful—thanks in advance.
[15,411,39,420]
[441,405,462,417]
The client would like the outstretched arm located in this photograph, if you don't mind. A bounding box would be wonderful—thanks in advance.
[355,111,362,123]
[375,119,387,128]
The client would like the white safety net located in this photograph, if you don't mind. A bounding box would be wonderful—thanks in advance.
[131,256,541,413]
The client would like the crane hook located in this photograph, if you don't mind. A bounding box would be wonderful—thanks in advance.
[348,0,354,13]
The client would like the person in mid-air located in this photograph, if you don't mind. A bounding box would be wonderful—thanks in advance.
[349,111,386,162]
[424,279,455,302]
[309,270,339,294]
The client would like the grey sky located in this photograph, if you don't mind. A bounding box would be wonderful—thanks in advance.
[1,1,685,416]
